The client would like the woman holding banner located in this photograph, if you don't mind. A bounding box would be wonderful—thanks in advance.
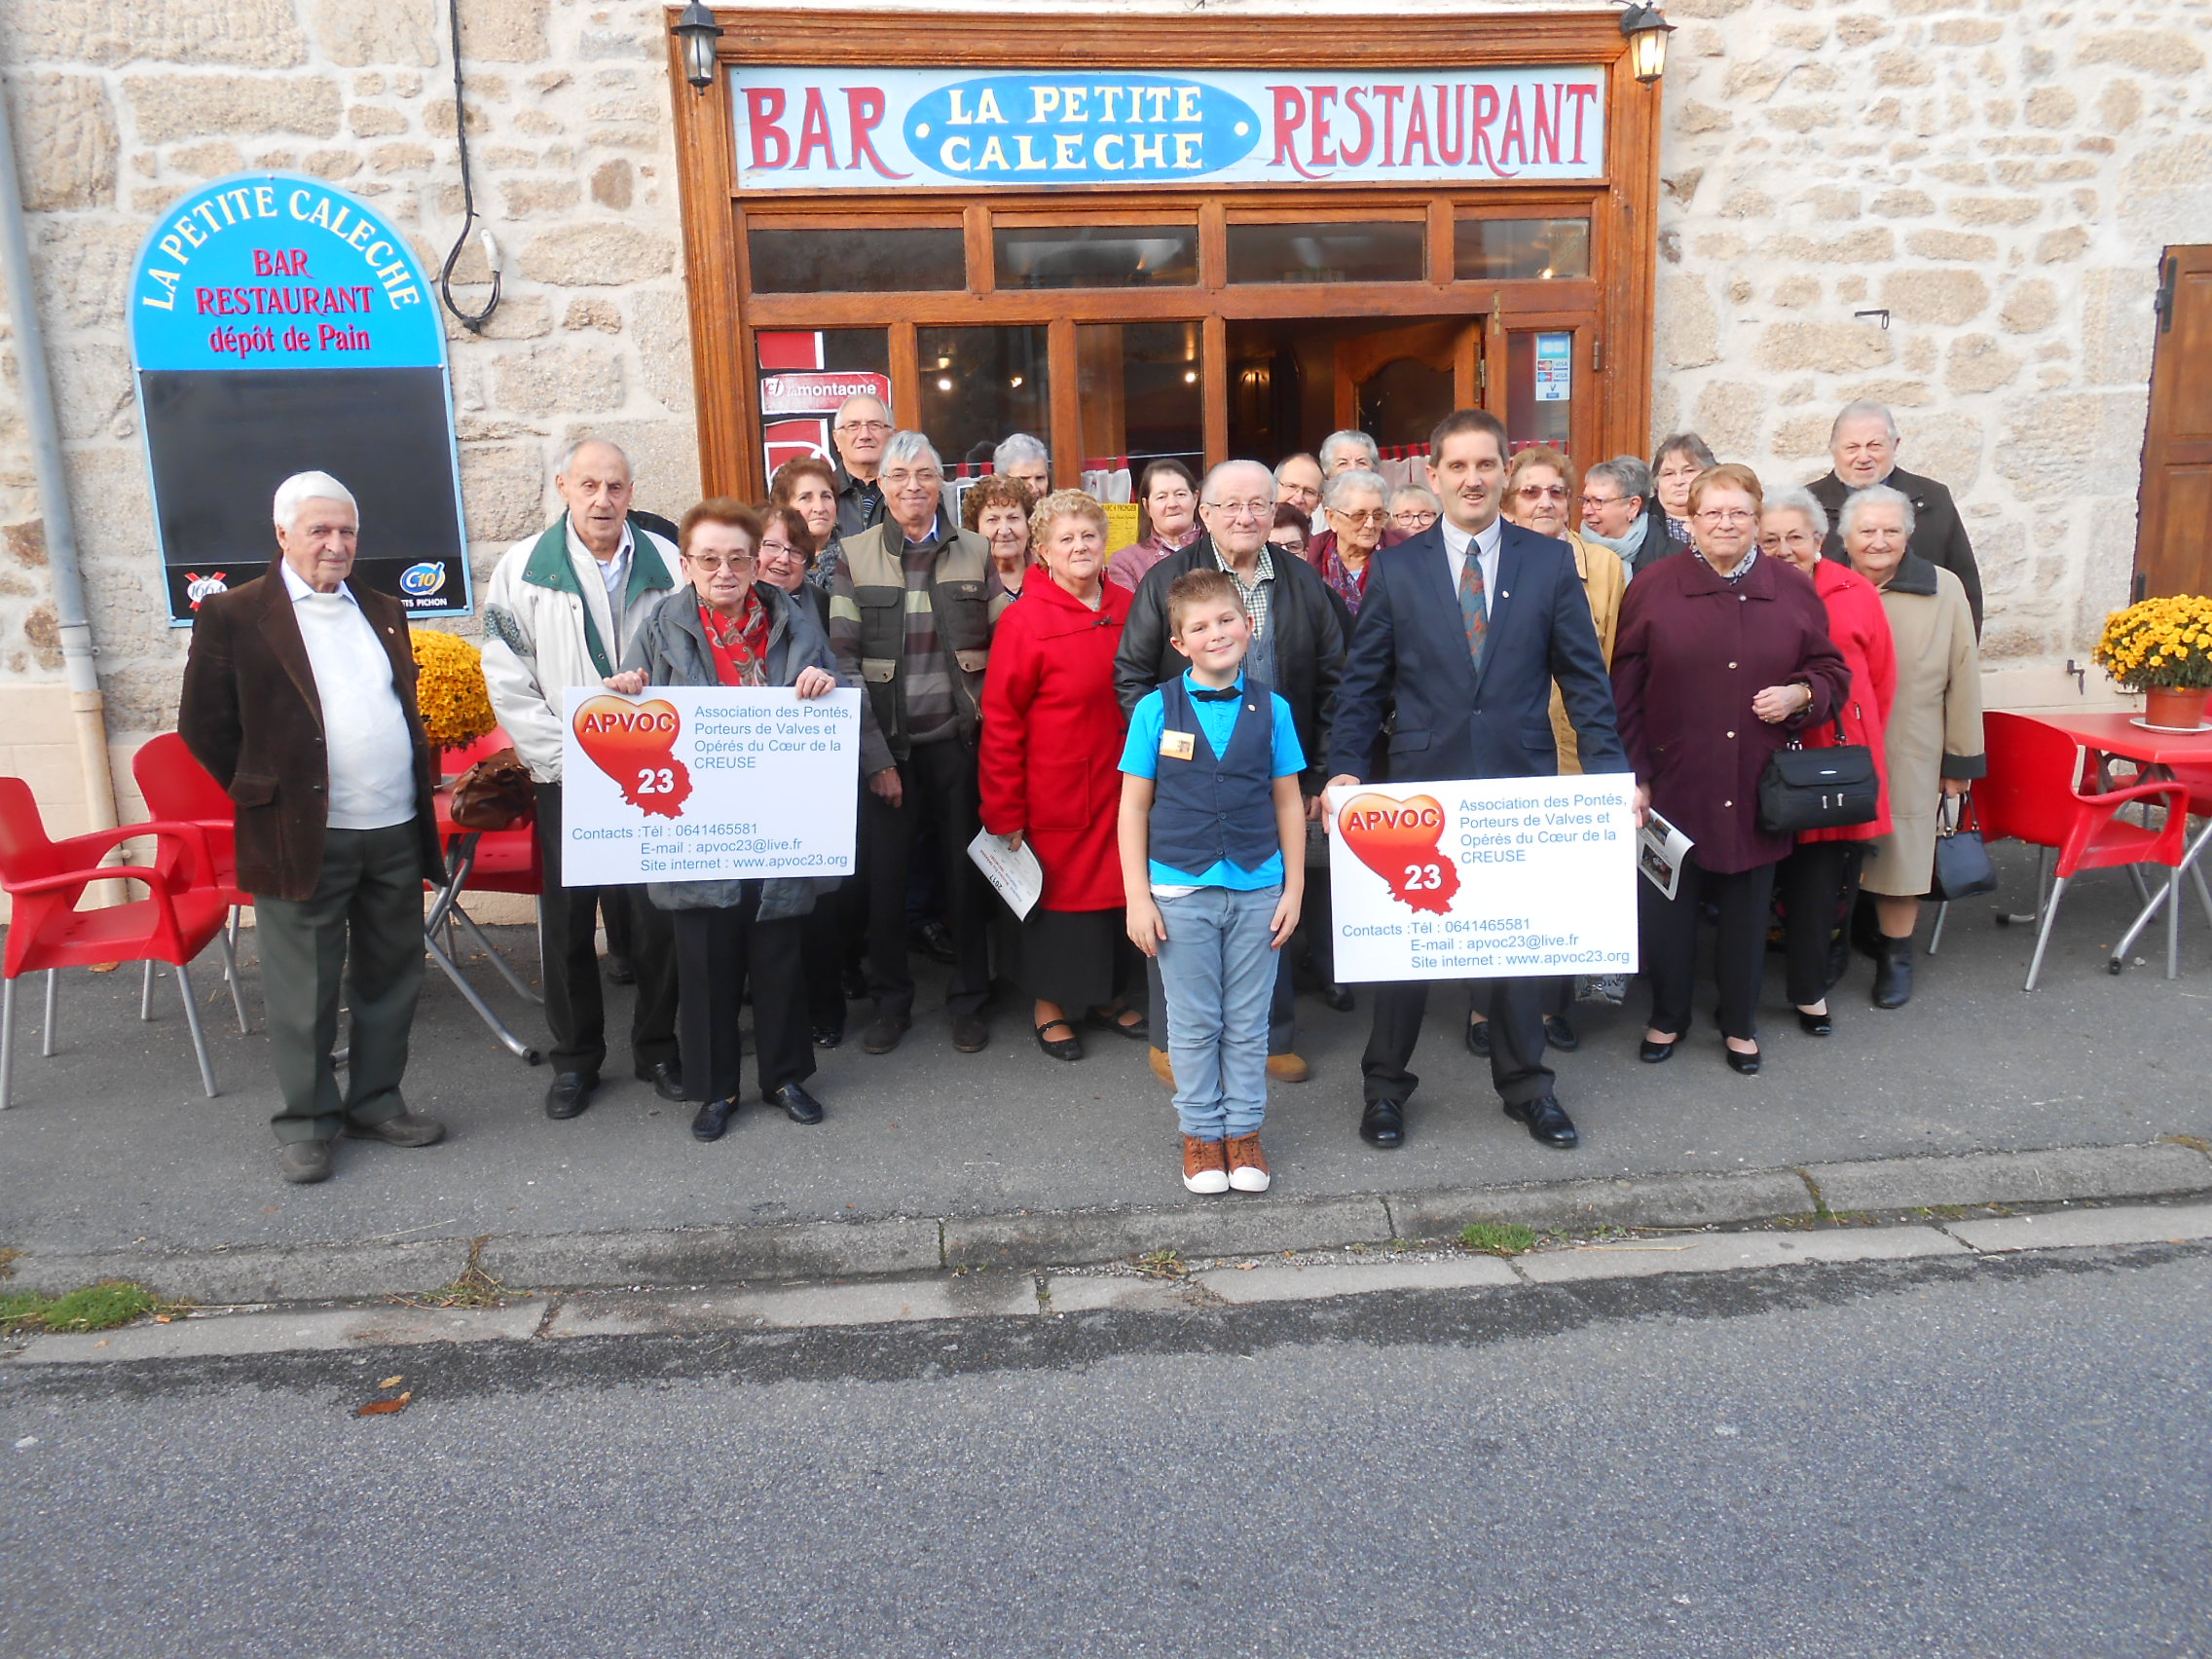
[979,490,1144,1061]
[605,498,849,1139]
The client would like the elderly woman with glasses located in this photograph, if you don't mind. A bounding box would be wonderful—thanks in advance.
[1611,464,1850,1077]
[1650,432,1717,556]
[1317,467,1390,614]
[603,499,850,1139]
[962,472,1037,601]
[1757,488,1896,1036]
[1388,485,1441,537]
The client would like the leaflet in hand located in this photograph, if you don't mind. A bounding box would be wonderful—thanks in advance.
[1638,809,1693,901]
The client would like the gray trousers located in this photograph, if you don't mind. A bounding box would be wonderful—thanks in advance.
[253,824,425,1144]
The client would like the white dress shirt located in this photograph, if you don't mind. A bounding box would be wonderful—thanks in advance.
[281,562,417,830]
[1439,513,1504,616]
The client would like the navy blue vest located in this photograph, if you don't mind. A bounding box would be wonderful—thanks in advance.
[1149,677,1279,878]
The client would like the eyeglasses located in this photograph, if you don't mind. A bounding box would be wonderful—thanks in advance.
[1204,500,1274,520]
[881,469,941,487]
[1579,493,1623,510]
[1514,484,1568,502]
[834,420,892,434]
[1695,508,1757,525]
[684,552,756,571]
[1392,509,1437,527]
[758,539,797,560]
[1757,531,1821,550]
[1331,507,1388,525]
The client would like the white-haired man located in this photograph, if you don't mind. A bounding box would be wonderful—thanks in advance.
[830,393,894,538]
[992,432,1051,498]
[1808,400,1983,635]
[179,472,448,1184]
[828,430,1007,1054]
[481,437,682,1120]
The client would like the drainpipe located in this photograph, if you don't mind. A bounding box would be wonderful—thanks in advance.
[0,77,120,844]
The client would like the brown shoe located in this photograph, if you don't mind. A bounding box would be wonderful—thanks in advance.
[1181,1134,1229,1195]
[277,1141,333,1184]
[1267,1052,1311,1084]
[345,1110,446,1148]
[1148,1046,1176,1092]
[1224,1132,1272,1193]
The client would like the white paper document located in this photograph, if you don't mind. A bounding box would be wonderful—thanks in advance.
[1637,809,1694,901]
[968,829,1045,922]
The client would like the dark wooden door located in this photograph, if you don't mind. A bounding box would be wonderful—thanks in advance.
[2137,246,2212,598]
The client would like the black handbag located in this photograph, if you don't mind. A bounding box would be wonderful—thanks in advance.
[1929,793,1998,901]
[1756,718,1880,834]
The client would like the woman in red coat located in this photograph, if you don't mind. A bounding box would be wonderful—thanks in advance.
[1760,489,1897,1037]
[979,490,1143,1061]
[1611,465,1851,1076]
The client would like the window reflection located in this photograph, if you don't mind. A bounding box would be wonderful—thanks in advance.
[995,225,1198,289]
[1225,221,1425,284]
[1078,321,1204,479]
[749,227,966,293]
[916,325,1051,471]
[1455,217,1591,281]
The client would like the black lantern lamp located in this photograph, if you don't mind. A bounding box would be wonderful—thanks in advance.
[1619,3,1675,84]
[672,2,724,93]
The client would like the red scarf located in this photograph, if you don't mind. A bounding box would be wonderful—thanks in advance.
[698,590,769,686]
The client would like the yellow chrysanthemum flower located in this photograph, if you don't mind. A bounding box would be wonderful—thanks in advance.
[410,628,498,752]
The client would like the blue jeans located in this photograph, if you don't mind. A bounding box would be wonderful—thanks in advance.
[1156,885,1281,1140]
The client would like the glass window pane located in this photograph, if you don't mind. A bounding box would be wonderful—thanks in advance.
[1455,217,1591,281]
[748,226,965,293]
[1225,221,1425,284]
[1078,322,1204,540]
[994,224,1198,289]
[916,325,1051,473]
[755,328,892,482]
[1506,330,1573,455]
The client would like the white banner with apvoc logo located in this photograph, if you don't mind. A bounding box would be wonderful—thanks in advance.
[729,66,1608,191]
[1325,775,1637,982]
[559,686,860,887]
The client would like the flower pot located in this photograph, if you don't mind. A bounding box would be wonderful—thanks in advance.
[2143,685,2210,731]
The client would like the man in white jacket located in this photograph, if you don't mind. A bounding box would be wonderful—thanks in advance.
[482,438,683,1120]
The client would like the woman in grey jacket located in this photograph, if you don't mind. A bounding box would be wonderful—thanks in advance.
[605,499,849,1141]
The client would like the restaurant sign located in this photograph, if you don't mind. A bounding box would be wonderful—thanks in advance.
[731,66,1608,191]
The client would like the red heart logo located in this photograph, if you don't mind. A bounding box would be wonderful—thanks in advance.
[1336,792,1460,915]
[572,694,692,820]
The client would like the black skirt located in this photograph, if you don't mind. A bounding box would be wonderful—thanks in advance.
[1010,905,1136,1010]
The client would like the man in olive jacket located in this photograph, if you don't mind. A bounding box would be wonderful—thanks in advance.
[178,472,447,1185]
[1811,399,1983,636]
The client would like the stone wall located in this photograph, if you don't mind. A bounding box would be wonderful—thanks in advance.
[0,0,701,790]
[1651,0,2212,672]
[0,0,2204,793]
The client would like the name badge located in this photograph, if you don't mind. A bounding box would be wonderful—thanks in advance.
[1160,729,1197,761]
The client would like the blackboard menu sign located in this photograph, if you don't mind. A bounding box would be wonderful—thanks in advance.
[129,174,472,624]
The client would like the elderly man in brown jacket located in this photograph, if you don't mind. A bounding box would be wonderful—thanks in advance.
[178,471,448,1184]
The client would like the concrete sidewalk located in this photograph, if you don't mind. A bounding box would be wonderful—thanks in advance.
[2,839,2208,1301]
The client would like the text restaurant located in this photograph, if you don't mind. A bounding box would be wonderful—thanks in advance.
[667,10,1666,496]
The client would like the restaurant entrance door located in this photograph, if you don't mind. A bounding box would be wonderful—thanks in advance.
[1225,316,1483,469]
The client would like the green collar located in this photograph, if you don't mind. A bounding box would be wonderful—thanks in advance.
[524,516,676,678]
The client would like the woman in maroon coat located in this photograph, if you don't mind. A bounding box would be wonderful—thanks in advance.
[1611,465,1851,1075]
[980,490,1143,1061]
[1760,488,1897,1038]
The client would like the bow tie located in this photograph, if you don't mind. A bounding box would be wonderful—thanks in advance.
[1190,684,1243,702]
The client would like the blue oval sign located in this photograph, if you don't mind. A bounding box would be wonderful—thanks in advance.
[903,74,1260,185]
[399,561,449,598]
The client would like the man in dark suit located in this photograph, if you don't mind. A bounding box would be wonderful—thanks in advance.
[1326,410,1631,1153]
[179,471,449,1184]
[1809,399,1983,635]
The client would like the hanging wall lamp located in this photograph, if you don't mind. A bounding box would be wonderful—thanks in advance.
[1619,3,1676,84]
[672,2,724,93]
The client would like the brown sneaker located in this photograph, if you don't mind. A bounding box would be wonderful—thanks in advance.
[1181,1134,1229,1195]
[1224,1132,1272,1193]
[1148,1046,1176,1092]
[345,1111,446,1148]
[1267,1052,1311,1084]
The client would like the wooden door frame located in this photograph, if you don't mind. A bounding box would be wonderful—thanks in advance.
[665,7,1664,498]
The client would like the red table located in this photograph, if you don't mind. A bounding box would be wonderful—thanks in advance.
[2023,711,2212,977]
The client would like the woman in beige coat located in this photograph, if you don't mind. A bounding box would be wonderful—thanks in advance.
[1843,485,1984,1010]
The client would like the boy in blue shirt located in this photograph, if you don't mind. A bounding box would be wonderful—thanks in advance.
[1118,569,1307,1195]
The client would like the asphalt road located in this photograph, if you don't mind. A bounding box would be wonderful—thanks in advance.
[4,1242,2205,1658]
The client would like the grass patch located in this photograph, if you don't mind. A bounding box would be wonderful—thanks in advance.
[409,1265,507,1309]
[1133,1249,1187,1279]
[0,1280,170,1334]
[1458,1222,1537,1256]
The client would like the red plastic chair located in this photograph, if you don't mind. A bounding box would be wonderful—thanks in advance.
[0,778,240,1105]
[132,732,253,1030]
[427,729,544,1056]
[1973,712,2190,990]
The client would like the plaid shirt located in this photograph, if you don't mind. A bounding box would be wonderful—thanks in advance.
[1217,542,1275,643]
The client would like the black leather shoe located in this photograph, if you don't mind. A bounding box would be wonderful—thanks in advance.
[1464,1018,1492,1058]
[766,1082,825,1124]
[811,1022,844,1050]
[1639,1037,1677,1063]
[1543,1014,1580,1051]
[1871,937,1914,1009]
[636,1059,684,1102]
[544,1072,597,1119]
[1359,1099,1406,1148]
[604,954,636,985]
[950,1013,990,1052]
[1723,1043,1762,1075]
[1796,1008,1834,1037]
[1035,1018,1083,1062]
[690,1097,735,1141]
[860,1013,911,1054]
[911,920,958,964]
[1504,1094,1579,1149]
[1320,982,1355,1014]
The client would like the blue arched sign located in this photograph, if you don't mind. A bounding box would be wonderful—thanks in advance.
[129,174,471,623]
